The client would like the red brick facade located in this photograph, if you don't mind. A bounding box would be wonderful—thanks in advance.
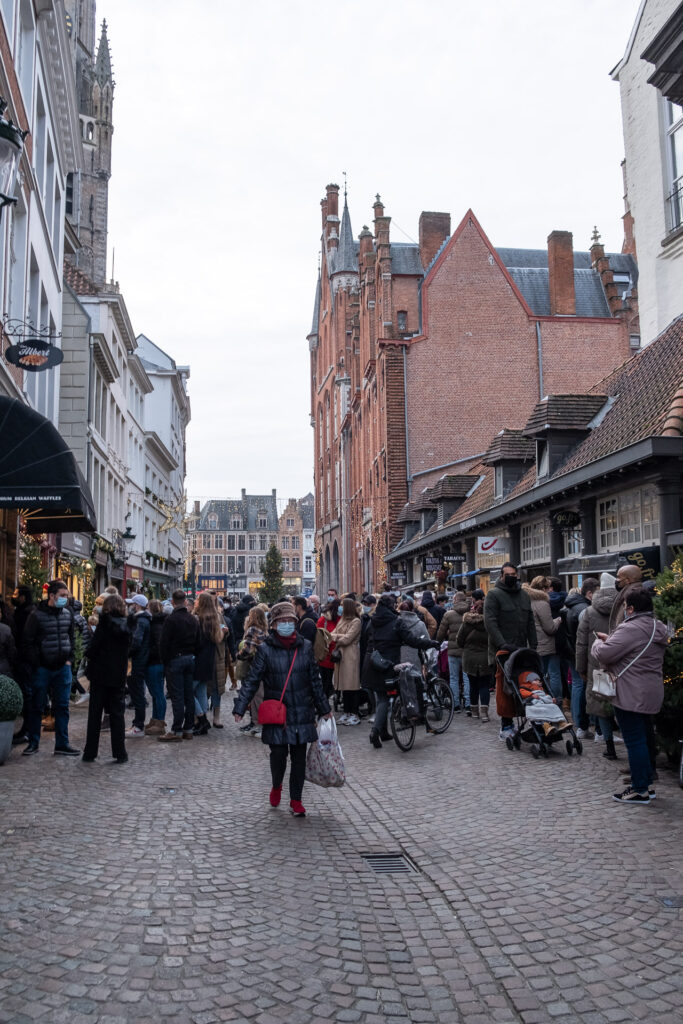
[310,192,634,594]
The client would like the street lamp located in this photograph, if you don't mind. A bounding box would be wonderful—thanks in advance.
[0,97,28,216]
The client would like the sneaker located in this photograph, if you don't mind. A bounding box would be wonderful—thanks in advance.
[613,786,650,804]
[269,785,282,807]
[251,727,262,737]
[338,714,350,725]
[22,742,39,756]
[54,745,80,756]
[613,735,624,743]
[76,692,90,705]
[239,723,254,734]
[593,733,606,743]
[158,732,182,742]
[648,787,656,800]
[368,715,376,724]
[289,799,306,817]
[499,727,516,741]
[346,714,360,726]
[576,728,594,739]
[125,726,145,737]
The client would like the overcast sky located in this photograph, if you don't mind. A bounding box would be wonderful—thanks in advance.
[106,0,641,508]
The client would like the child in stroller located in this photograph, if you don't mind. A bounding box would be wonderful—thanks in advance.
[496,648,583,758]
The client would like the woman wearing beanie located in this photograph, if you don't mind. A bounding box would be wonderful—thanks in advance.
[233,601,331,817]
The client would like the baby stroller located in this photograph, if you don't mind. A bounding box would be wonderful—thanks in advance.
[496,648,583,758]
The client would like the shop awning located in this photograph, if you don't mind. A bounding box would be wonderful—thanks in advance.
[0,397,96,533]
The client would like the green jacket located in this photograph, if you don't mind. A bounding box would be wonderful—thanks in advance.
[484,578,537,664]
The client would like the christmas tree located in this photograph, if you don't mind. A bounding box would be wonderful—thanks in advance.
[19,533,48,601]
[653,553,683,763]
[260,542,285,605]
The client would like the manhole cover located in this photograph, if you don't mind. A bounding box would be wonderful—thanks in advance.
[362,852,417,875]
[659,896,683,908]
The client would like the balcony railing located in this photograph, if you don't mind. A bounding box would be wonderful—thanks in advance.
[666,179,683,234]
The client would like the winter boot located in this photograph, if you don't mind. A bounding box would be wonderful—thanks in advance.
[193,714,210,736]
[379,727,392,742]
[480,706,489,723]
[369,729,382,749]
[145,719,165,736]
[471,705,480,719]
[603,738,618,761]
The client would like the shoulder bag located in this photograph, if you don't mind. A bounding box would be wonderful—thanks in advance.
[593,620,657,699]
[370,649,394,674]
[258,649,298,726]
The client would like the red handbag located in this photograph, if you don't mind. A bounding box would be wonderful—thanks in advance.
[258,649,298,726]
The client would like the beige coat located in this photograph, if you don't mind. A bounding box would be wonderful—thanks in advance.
[523,585,560,656]
[331,616,361,691]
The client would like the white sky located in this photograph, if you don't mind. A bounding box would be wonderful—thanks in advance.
[106,0,641,507]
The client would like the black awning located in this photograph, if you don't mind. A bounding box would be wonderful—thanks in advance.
[0,396,96,533]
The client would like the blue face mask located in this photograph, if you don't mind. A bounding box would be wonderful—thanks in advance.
[337,605,344,616]
[55,596,68,609]
[276,622,295,637]
[362,605,372,614]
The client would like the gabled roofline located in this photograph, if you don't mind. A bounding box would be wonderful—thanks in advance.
[610,0,647,79]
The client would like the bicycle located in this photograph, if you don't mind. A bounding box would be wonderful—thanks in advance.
[389,648,455,752]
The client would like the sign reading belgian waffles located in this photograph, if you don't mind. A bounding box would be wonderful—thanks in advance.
[423,556,443,573]
[5,338,64,371]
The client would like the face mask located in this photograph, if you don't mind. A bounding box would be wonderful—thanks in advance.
[362,605,372,613]
[503,576,518,589]
[55,596,68,608]
[10,597,20,606]
[337,605,344,616]
[276,622,295,637]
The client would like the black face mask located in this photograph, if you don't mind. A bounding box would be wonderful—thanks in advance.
[503,575,518,588]
[10,597,20,606]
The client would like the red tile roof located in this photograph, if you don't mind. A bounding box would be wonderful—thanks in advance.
[63,262,98,296]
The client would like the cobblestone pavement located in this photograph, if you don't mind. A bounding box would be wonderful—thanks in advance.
[1,699,682,1024]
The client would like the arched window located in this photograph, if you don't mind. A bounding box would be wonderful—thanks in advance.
[325,393,330,448]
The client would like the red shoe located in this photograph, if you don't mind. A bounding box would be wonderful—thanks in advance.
[289,799,306,817]
[269,785,282,807]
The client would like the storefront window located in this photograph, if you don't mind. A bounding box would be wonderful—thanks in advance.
[521,520,550,564]
[563,529,582,556]
[597,486,659,552]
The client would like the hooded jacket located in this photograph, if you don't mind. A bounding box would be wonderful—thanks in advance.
[233,632,330,745]
[575,588,617,717]
[129,609,152,674]
[362,600,434,692]
[591,611,667,715]
[84,611,133,689]
[564,592,590,656]
[436,596,472,656]
[22,600,75,670]
[420,591,445,628]
[483,578,537,664]
[398,610,430,670]
[524,585,561,657]
[232,595,257,644]
[455,611,490,676]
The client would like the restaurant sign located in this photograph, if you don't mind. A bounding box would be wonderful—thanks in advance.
[5,339,64,372]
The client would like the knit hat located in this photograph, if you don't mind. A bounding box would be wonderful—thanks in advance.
[269,601,296,625]
[600,572,617,589]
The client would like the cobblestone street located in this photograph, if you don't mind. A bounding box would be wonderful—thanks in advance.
[1,702,682,1024]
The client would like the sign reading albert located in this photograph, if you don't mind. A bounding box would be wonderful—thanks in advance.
[5,338,64,371]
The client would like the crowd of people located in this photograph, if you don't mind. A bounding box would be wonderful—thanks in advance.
[0,559,668,808]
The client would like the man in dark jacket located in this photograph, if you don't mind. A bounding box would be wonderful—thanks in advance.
[232,594,256,644]
[22,580,79,756]
[158,589,201,742]
[293,596,318,643]
[127,594,151,736]
[564,577,598,735]
[484,563,537,739]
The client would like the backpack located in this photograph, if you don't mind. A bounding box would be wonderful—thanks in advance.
[313,626,331,663]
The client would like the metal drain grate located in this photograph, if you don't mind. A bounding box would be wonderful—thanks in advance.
[659,896,683,908]
[362,852,417,875]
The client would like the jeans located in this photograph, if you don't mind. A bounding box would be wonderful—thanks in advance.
[541,654,562,704]
[27,664,72,747]
[469,673,492,707]
[166,654,195,733]
[83,685,126,760]
[269,743,307,801]
[194,680,208,716]
[374,692,390,733]
[597,715,613,742]
[615,707,653,793]
[145,663,166,721]
[448,655,470,706]
[568,663,588,729]
[128,668,146,729]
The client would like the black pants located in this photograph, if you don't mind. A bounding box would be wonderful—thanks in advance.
[320,667,334,697]
[128,668,146,729]
[166,654,195,733]
[342,690,359,714]
[269,743,307,801]
[83,685,126,760]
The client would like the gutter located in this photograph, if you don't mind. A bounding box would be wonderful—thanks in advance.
[536,321,544,399]
[403,346,411,495]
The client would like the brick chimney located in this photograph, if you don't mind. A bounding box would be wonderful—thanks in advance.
[419,212,451,271]
[547,230,576,316]
[358,224,373,259]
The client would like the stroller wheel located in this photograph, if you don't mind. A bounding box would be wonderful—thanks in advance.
[531,743,540,759]
[513,734,522,750]
[505,737,514,751]
[566,740,574,756]
[574,739,583,755]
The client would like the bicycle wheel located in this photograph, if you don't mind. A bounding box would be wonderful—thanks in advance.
[390,696,416,752]
[424,680,455,734]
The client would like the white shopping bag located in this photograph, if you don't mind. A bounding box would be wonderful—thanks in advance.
[305,716,346,788]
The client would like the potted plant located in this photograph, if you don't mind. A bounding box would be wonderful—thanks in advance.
[0,675,23,765]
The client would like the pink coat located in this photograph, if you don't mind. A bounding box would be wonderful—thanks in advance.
[591,612,667,715]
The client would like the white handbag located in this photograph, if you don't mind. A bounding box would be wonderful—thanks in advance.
[592,620,657,701]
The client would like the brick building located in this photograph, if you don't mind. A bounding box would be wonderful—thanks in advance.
[309,184,637,595]
[278,498,305,593]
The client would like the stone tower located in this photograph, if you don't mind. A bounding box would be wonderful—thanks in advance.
[65,10,114,287]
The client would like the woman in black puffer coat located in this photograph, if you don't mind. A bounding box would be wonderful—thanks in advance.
[82,594,134,764]
[233,602,331,816]
[361,595,436,749]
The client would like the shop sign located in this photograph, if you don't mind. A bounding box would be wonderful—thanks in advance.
[443,552,467,562]
[477,536,506,555]
[620,547,660,581]
[5,339,64,371]
[551,509,581,529]
[423,556,443,573]
[60,532,90,557]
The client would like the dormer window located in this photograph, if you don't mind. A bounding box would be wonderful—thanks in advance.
[208,514,218,529]
[231,517,242,530]
[536,441,549,480]
[494,465,504,500]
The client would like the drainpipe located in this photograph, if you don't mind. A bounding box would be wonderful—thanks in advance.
[535,321,544,399]
[403,345,411,498]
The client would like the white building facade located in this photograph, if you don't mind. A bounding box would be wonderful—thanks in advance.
[612,0,683,344]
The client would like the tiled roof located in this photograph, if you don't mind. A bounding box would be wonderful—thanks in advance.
[308,273,321,337]
[412,487,438,512]
[522,395,608,435]
[497,248,637,277]
[198,495,279,532]
[429,474,479,499]
[63,262,98,296]
[390,243,423,276]
[506,267,611,317]
[297,493,315,529]
[483,429,536,464]
[396,500,421,524]
[442,467,492,526]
